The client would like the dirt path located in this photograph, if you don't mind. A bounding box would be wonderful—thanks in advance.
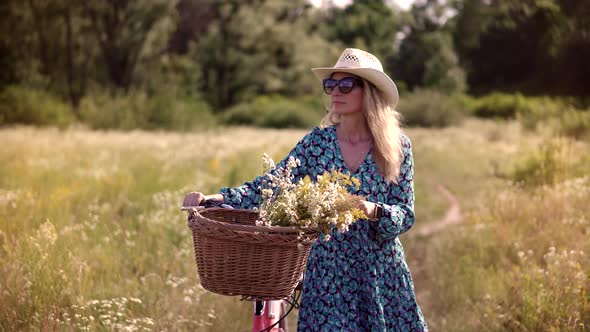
[409,178,463,324]
[415,181,462,237]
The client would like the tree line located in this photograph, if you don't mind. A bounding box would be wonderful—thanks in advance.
[1,0,589,118]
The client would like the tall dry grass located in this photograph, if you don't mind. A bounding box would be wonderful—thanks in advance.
[1,119,588,331]
[405,120,590,331]
[0,126,305,331]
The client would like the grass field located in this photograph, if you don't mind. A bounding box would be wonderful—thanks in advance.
[1,119,588,331]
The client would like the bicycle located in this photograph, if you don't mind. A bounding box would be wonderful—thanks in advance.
[182,199,303,332]
[251,285,301,332]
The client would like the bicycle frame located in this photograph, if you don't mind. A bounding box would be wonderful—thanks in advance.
[252,278,302,331]
[253,300,286,332]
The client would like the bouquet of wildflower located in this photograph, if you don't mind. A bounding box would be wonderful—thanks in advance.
[257,154,367,240]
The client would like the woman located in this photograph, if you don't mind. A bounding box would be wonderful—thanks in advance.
[183,48,428,331]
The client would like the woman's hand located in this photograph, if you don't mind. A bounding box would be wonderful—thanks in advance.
[360,200,377,220]
[183,192,206,207]
[182,192,224,208]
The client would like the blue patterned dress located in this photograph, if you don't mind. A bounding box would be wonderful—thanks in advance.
[219,126,428,332]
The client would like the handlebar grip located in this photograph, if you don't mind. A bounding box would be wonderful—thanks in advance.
[182,198,233,211]
[200,198,221,208]
[200,198,233,209]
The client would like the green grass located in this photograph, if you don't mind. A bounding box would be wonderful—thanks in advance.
[1,119,588,331]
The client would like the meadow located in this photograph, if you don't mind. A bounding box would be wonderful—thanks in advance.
[1,119,589,331]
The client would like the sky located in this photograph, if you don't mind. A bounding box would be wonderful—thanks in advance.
[394,0,415,10]
[309,0,416,10]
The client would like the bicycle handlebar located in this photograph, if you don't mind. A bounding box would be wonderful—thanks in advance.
[181,198,232,211]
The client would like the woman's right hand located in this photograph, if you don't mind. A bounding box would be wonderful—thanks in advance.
[182,192,206,207]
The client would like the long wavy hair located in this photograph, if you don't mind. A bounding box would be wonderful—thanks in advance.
[320,79,404,183]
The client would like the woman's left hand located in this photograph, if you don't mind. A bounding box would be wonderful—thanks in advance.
[361,200,377,219]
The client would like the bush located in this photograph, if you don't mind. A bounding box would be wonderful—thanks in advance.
[509,95,590,139]
[222,95,322,129]
[80,92,216,131]
[146,94,216,131]
[398,89,465,127]
[80,93,142,130]
[508,138,588,187]
[515,96,564,131]
[555,108,590,140]
[469,94,589,136]
[0,86,74,128]
[470,92,526,119]
[453,93,479,112]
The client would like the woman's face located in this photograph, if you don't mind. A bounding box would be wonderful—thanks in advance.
[328,72,364,115]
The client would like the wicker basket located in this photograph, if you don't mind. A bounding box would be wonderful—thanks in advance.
[187,208,318,301]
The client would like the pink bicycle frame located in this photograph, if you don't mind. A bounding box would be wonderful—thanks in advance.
[252,300,285,332]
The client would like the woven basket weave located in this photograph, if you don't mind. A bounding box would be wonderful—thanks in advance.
[187,208,318,300]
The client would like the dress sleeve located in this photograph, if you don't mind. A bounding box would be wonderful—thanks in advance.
[373,134,416,240]
[217,127,317,210]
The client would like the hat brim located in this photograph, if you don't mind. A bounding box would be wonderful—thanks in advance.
[311,67,399,108]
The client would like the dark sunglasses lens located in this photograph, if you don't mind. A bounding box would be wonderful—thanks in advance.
[323,79,337,94]
[338,78,356,94]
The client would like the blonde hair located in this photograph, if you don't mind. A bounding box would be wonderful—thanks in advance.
[321,80,404,183]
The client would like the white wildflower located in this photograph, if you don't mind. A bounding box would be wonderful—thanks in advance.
[257,154,366,239]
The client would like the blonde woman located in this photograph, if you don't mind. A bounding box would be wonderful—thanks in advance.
[183,48,427,331]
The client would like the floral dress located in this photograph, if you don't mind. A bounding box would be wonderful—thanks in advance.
[219,126,428,332]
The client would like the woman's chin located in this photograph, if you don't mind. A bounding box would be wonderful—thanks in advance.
[333,108,361,116]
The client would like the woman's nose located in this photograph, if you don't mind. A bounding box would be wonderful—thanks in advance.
[332,86,344,95]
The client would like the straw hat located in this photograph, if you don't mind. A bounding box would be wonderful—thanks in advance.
[312,48,399,108]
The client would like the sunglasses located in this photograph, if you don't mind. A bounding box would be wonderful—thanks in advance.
[322,77,364,95]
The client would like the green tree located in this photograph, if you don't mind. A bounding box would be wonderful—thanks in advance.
[0,0,40,88]
[61,2,98,112]
[453,0,590,96]
[452,0,489,76]
[0,0,98,115]
[321,0,402,64]
[393,0,466,93]
[195,0,338,110]
[548,0,590,96]
[456,1,558,93]
[168,0,217,54]
[82,0,177,91]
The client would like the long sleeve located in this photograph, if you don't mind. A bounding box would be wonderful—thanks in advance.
[218,127,318,210]
[373,135,416,240]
